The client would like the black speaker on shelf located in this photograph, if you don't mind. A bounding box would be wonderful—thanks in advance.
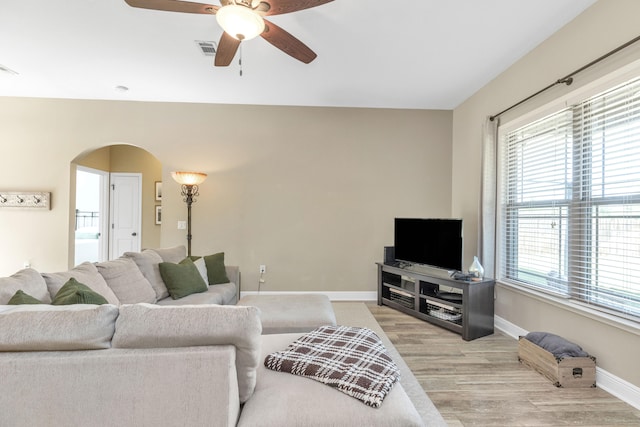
[384,246,395,264]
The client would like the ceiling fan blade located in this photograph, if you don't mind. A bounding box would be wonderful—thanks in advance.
[124,0,217,14]
[215,32,241,66]
[257,0,333,16]
[260,19,316,64]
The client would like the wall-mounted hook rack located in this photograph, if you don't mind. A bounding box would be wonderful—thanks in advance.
[0,192,51,209]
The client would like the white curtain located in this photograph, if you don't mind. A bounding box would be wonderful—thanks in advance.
[479,116,499,279]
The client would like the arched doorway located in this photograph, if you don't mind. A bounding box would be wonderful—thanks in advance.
[71,144,162,265]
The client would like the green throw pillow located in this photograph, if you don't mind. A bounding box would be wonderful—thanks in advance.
[52,277,109,305]
[159,257,208,299]
[203,252,230,285]
[8,289,44,305]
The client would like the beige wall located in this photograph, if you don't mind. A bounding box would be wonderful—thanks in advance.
[1,0,638,397]
[77,145,110,171]
[452,0,640,388]
[0,99,452,294]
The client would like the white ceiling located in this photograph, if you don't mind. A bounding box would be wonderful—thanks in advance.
[0,0,596,109]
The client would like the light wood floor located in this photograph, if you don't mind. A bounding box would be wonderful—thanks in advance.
[366,302,640,427]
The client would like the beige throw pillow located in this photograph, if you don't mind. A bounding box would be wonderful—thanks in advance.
[151,245,187,264]
[0,268,51,304]
[42,262,119,305]
[123,250,169,300]
[96,257,156,304]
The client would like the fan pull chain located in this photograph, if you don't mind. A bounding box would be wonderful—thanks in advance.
[239,44,243,77]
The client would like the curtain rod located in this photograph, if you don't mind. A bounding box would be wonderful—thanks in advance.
[489,34,640,121]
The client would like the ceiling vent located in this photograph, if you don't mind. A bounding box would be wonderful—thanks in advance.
[195,41,217,57]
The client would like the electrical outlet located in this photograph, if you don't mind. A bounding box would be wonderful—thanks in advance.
[177,221,187,230]
[259,265,266,274]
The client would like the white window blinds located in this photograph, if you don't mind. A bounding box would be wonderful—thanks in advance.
[500,76,640,320]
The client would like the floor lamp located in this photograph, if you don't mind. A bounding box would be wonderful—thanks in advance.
[171,171,207,257]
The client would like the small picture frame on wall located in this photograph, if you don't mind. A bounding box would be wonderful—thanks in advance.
[155,205,162,225]
[155,181,162,201]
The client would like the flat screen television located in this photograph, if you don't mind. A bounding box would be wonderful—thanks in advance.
[394,218,463,272]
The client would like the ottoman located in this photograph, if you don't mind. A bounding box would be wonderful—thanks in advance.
[237,294,337,334]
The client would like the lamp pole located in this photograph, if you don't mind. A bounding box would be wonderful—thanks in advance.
[172,171,207,258]
[180,184,199,257]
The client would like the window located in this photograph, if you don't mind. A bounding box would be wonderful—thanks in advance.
[499,76,640,320]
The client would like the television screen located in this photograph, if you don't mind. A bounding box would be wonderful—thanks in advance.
[394,218,463,272]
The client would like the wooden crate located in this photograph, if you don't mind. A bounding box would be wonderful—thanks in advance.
[518,336,596,388]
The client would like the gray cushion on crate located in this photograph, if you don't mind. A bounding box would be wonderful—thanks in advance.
[525,332,588,358]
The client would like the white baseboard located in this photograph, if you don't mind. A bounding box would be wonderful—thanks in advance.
[239,290,378,301]
[495,315,640,411]
[494,315,528,339]
[595,368,640,411]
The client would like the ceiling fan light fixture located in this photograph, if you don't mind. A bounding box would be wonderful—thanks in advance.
[216,4,265,41]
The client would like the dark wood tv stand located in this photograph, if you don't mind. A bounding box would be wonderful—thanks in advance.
[376,262,495,341]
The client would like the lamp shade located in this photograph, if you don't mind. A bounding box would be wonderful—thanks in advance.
[171,172,207,186]
[216,4,265,41]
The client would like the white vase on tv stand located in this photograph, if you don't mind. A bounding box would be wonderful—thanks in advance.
[468,256,484,279]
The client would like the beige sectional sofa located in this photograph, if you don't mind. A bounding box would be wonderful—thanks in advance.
[0,303,261,426]
[0,247,426,427]
[0,245,239,309]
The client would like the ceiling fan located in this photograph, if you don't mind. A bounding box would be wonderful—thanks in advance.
[124,0,333,66]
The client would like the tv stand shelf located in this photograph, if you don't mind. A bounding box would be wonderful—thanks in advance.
[377,262,495,341]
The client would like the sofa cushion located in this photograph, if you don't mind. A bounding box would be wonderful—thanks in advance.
[225,266,240,290]
[0,268,51,304]
[52,278,109,305]
[237,333,424,427]
[204,252,230,285]
[42,262,120,305]
[0,304,118,351]
[8,290,44,305]
[151,245,187,264]
[156,282,237,306]
[0,346,242,426]
[112,303,262,403]
[96,257,156,304]
[238,294,337,334]
[123,250,169,300]
[159,258,208,299]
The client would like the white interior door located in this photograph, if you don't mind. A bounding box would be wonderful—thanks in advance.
[109,173,142,259]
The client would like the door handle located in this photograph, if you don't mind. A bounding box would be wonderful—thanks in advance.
[131,232,137,236]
